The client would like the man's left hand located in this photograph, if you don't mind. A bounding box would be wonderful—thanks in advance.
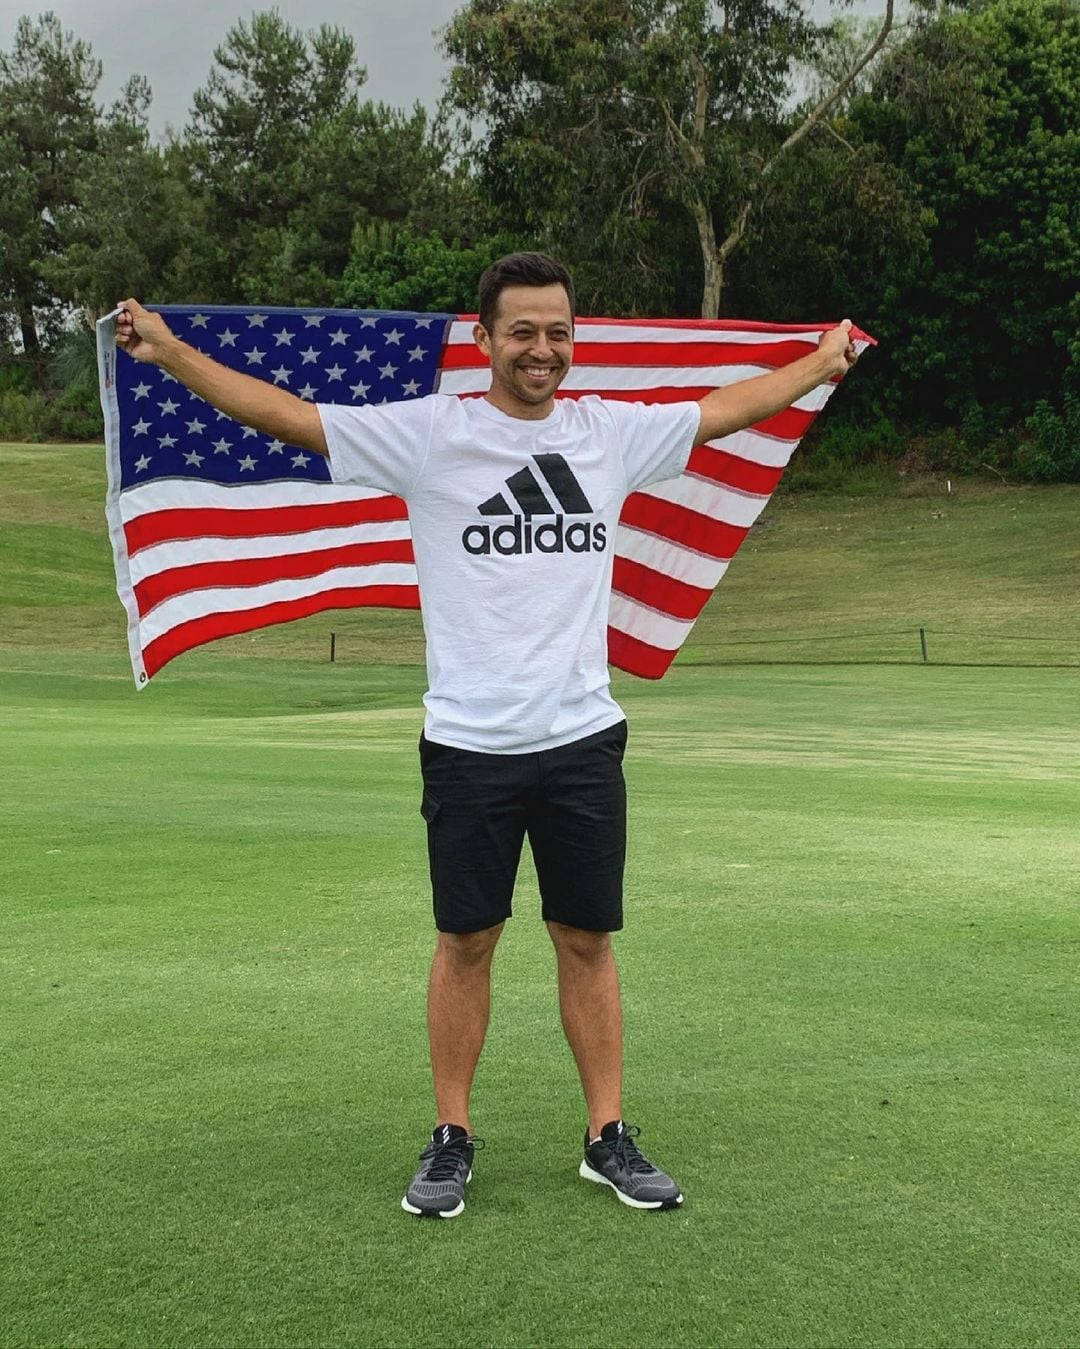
[817,319,860,378]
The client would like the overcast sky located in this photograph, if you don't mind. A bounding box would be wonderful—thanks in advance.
[1,0,892,142]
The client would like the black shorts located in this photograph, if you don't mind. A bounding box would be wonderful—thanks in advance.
[418,720,628,934]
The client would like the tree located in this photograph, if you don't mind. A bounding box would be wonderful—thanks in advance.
[441,0,896,316]
[0,12,102,353]
[40,76,196,324]
[337,222,524,313]
[174,11,455,306]
[850,0,1080,432]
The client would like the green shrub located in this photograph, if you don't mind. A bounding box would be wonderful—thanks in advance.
[1016,395,1080,482]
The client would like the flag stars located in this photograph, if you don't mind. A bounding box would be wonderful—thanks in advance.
[300,346,320,364]
[329,328,349,346]
[414,318,434,329]
[213,438,232,454]
[190,314,210,328]
[246,313,267,326]
[186,417,207,435]
[350,380,370,399]
[304,314,323,327]
[134,454,151,472]
[183,449,205,467]
[267,439,285,454]
[132,381,151,400]
[157,397,179,416]
[132,418,151,436]
[402,379,421,396]
[355,346,374,362]
[325,364,345,382]
[270,365,292,385]
[245,347,265,365]
[237,454,257,471]
[359,316,378,328]
[157,433,178,448]
[273,329,294,345]
[219,329,237,347]
[241,426,259,438]
[379,362,398,379]
[407,344,426,362]
[384,328,403,346]
[298,382,318,400]
[291,452,310,468]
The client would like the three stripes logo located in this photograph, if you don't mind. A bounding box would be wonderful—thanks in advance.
[462,454,607,556]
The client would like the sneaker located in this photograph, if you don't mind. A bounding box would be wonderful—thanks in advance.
[401,1123,482,1218]
[579,1120,684,1210]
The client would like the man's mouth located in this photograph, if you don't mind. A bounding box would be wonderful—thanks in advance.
[520,365,557,381]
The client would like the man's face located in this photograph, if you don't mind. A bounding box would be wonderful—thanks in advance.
[474,283,574,413]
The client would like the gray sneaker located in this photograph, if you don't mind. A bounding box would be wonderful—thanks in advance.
[579,1120,684,1210]
[401,1124,482,1218]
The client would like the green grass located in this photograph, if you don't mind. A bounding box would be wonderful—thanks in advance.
[2,443,1078,668]
[2,445,1080,1347]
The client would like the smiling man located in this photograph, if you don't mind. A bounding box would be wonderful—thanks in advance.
[115,251,858,1219]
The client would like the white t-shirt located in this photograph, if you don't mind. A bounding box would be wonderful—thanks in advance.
[316,393,700,753]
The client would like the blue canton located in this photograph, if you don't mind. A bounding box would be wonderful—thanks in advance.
[116,305,454,490]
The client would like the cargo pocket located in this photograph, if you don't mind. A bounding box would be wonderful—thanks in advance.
[420,789,441,885]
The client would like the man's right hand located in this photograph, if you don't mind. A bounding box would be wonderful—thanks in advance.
[115,298,177,364]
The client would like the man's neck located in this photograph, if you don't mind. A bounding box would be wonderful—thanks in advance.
[483,388,556,421]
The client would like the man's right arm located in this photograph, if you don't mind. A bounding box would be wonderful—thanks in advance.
[115,297,328,457]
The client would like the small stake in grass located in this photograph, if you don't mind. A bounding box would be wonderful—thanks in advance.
[919,627,928,664]
[330,631,336,663]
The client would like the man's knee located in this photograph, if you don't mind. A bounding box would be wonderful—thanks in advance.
[546,920,612,964]
[436,921,505,967]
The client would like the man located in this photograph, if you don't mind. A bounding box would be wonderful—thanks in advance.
[115,252,859,1218]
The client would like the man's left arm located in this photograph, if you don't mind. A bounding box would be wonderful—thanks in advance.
[696,320,860,444]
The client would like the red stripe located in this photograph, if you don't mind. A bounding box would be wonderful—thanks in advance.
[125,497,409,556]
[606,626,676,680]
[441,337,820,371]
[686,445,784,495]
[135,539,416,617]
[619,492,749,561]
[611,556,713,622]
[141,584,421,678]
[456,314,877,343]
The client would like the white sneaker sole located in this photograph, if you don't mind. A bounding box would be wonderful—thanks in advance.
[579,1159,684,1210]
[401,1168,471,1218]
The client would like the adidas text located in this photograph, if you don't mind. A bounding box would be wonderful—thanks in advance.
[462,516,607,556]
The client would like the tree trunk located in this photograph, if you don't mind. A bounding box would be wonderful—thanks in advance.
[691,196,724,318]
[19,302,39,357]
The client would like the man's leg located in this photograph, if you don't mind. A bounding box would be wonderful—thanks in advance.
[546,921,622,1138]
[428,922,504,1134]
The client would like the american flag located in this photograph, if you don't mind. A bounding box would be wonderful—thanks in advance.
[96,305,874,687]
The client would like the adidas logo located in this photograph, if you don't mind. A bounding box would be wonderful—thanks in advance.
[462,453,607,556]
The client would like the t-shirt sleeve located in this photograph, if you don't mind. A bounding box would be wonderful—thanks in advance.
[316,394,437,498]
[609,399,703,493]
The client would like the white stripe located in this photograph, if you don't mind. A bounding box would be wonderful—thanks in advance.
[615,526,729,591]
[138,563,419,646]
[638,477,769,530]
[438,365,835,403]
[702,428,801,468]
[119,477,392,521]
[607,593,693,652]
[446,320,825,348]
[128,519,413,586]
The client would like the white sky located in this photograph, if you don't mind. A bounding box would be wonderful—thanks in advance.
[0,0,892,143]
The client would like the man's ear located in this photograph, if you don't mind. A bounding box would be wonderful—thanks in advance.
[473,321,491,358]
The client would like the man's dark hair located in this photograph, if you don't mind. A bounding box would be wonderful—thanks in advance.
[477,252,575,334]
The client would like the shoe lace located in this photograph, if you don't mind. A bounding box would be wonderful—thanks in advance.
[420,1134,484,1182]
[610,1124,655,1175]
